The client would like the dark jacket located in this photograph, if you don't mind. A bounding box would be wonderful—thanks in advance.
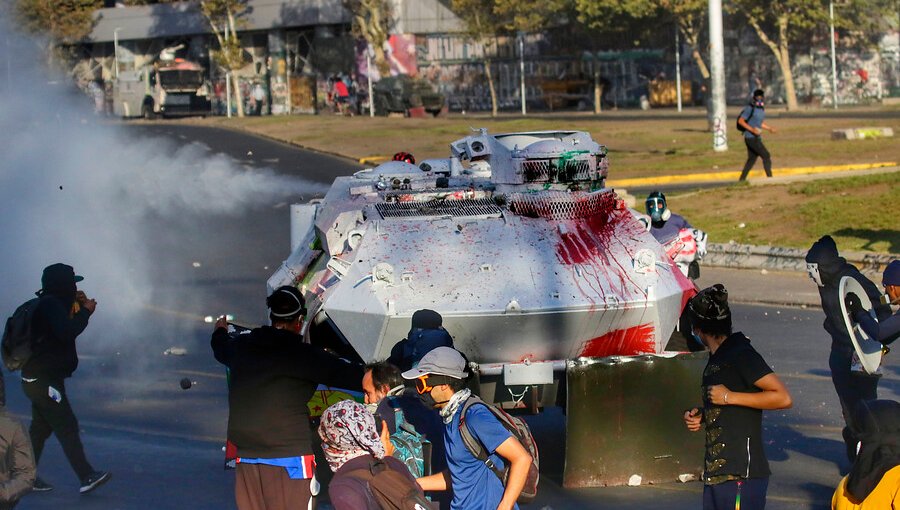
[0,376,35,508]
[702,332,773,483]
[806,238,891,356]
[211,326,363,458]
[22,295,91,380]
[329,454,421,510]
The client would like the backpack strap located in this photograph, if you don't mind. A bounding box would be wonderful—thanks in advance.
[457,396,506,480]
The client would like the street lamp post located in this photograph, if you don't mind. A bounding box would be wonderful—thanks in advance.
[829,0,838,109]
[113,27,122,79]
[709,0,728,152]
[518,32,526,116]
[675,26,683,113]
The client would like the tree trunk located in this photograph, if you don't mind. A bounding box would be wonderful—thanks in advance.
[374,44,390,77]
[232,72,245,117]
[485,58,498,117]
[777,43,798,111]
[593,67,602,114]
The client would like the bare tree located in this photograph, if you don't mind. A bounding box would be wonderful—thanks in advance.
[451,0,508,117]
[200,0,249,117]
[343,0,392,77]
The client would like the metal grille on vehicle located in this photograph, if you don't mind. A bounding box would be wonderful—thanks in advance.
[376,198,502,219]
[507,190,617,220]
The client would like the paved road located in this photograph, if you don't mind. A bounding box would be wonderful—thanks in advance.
[10,122,893,509]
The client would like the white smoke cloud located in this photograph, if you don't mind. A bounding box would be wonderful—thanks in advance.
[0,16,325,368]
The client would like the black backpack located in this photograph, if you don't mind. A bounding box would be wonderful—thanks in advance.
[1,298,43,371]
[736,106,756,132]
[347,459,436,510]
[458,396,540,504]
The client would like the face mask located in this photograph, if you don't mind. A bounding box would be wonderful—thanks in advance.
[690,331,705,348]
[418,390,437,409]
[754,99,764,108]
[807,263,824,287]
[364,402,378,414]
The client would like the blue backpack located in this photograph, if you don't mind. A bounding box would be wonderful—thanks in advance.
[385,396,432,479]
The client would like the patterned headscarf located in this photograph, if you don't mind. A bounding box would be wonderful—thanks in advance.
[318,400,386,472]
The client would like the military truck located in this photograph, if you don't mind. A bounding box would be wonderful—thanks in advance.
[112,58,211,119]
[370,75,446,117]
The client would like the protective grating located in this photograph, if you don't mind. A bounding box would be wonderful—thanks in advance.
[376,198,502,219]
[523,160,551,181]
[507,190,617,220]
[566,160,594,180]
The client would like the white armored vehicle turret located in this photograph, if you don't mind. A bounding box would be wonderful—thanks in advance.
[268,129,705,487]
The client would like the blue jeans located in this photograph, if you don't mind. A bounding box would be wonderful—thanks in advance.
[703,478,769,510]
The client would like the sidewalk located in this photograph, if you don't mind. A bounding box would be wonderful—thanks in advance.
[697,266,822,308]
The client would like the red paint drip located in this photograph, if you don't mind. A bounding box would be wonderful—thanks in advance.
[579,323,656,358]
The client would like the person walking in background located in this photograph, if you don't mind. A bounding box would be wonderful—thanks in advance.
[22,264,109,494]
[387,309,454,372]
[0,373,35,509]
[319,400,431,510]
[832,399,900,509]
[737,89,777,181]
[682,284,792,510]
[211,285,364,510]
[806,236,892,464]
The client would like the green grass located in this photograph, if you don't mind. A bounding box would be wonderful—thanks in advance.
[668,172,899,254]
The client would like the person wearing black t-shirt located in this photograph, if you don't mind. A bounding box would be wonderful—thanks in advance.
[683,284,793,510]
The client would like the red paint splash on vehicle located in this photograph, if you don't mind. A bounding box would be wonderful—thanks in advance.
[670,259,698,312]
[579,323,656,358]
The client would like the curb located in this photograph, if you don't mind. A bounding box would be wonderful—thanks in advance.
[359,155,391,165]
[607,161,897,188]
[704,242,897,277]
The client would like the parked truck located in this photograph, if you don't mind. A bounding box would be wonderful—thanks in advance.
[112,58,211,119]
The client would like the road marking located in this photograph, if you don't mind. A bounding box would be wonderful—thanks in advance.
[170,369,226,380]
[608,161,897,188]
[359,155,391,165]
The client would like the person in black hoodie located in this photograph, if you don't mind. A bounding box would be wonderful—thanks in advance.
[805,236,892,464]
[22,263,109,494]
[211,285,364,510]
[682,284,792,510]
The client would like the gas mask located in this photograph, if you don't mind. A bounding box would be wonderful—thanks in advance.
[646,196,671,224]
[807,263,824,287]
[754,98,765,108]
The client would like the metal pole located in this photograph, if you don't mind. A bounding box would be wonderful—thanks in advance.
[709,0,728,152]
[519,33,526,116]
[226,71,232,118]
[113,28,120,79]
[675,27,682,112]
[367,46,374,117]
[829,0,838,109]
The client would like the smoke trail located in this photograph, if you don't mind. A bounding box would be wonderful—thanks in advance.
[0,17,325,368]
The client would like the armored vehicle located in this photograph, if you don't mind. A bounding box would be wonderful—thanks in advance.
[269,129,705,487]
[371,75,446,116]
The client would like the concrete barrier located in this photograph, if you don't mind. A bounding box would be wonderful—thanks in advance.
[705,242,897,277]
[832,127,895,140]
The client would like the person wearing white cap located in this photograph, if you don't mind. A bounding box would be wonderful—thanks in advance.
[402,347,532,510]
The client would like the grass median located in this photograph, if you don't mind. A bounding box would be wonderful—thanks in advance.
[193,107,899,254]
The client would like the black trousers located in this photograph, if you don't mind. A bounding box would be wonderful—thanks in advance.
[739,136,772,180]
[830,351,879,464]
[22,378,94,480]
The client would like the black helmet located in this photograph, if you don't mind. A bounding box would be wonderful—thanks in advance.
[645,191,670,223]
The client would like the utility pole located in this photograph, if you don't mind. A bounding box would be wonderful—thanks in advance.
[709,0,727,152]
[519,32,526,116]
[829,0,838,109]
[675,27,682,113]
[367,45,374,117]
[113,28,122,79]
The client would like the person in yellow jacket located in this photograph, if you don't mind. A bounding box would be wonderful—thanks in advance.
[833,400,900,509]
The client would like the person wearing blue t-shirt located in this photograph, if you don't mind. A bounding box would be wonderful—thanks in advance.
[738,89,778,181]
[402,347,532,510]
